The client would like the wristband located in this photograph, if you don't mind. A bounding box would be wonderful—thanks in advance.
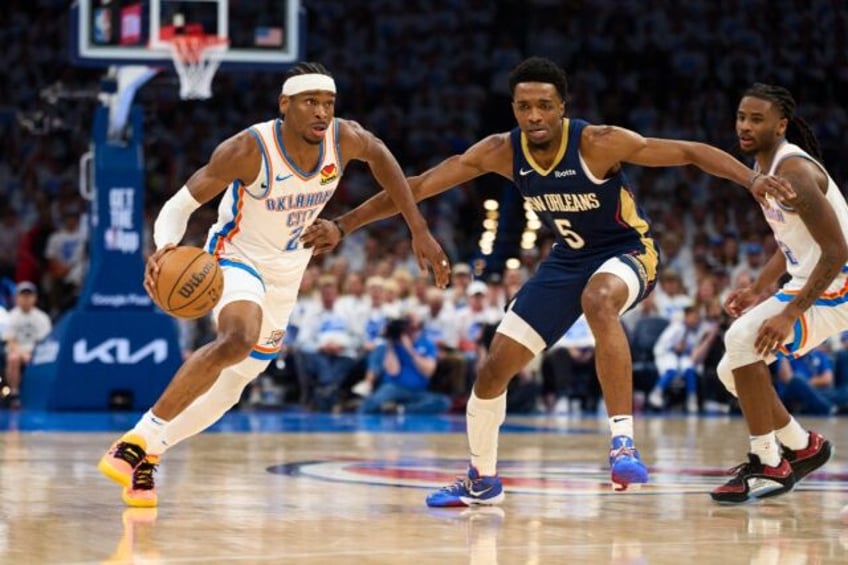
[153,186,201,249]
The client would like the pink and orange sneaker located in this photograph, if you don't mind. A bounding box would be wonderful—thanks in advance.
[98,434,148,487]
[122,455,160,508]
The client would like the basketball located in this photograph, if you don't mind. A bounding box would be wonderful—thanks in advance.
[153,246,223,319]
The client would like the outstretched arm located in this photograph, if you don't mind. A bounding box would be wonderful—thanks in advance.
[627,137,795,204]
[335,153,474,236]
[301,133,512,252]
[343,132,509,233]
[338,119,450,287]
[339,119,431,236]
[579,126,794,205]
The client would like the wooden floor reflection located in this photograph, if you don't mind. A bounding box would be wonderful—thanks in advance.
[1,416,847,564]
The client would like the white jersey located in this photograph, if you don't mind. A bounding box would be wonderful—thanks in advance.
[205,118,342,285]
[758,141,848,293]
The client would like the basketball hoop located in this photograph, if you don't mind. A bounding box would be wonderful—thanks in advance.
[165,34,229,100]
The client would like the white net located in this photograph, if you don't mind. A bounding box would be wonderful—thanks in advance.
[167,36,229,100]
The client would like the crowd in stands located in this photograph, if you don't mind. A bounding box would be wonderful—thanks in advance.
[2,1,848,413]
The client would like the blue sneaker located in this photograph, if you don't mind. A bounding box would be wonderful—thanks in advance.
[609,435,649,491]
[425,466,505,507]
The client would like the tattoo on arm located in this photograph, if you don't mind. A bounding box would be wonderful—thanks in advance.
[782,168,847,313]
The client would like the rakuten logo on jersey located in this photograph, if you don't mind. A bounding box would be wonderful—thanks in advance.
[72,338,168,364]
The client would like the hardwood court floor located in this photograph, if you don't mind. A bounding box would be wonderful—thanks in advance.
[1,413,847,564]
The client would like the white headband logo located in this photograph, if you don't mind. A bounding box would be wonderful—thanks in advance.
[281,74,337,96]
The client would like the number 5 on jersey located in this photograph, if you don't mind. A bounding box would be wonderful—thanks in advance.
[555,218,585,249]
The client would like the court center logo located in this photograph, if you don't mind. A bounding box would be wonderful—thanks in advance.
[268,458,848,495]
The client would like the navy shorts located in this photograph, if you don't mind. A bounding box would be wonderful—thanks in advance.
[509,246,658,348]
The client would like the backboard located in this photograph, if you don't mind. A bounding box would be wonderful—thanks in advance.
[71,0,303,69]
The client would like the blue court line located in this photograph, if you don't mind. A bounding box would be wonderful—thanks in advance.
[0,410,600,434]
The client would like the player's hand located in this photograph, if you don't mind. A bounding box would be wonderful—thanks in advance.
[301,218,342,255]
[143,244,176,301]
[411,230,451,289]
[755,310,795,357]
[749,175,795,207]
[723,286,760,317]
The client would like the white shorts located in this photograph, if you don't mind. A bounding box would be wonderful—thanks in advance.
[724,293,848,368]
[212,263,301,363]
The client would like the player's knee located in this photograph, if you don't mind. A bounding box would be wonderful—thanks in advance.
[716,355,737,397]
[723,319,759,368]
[475,359,510,397]
[580,286,619,321]
[212,333,256,364]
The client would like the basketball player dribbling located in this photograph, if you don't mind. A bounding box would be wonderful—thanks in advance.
[97,62,451,507]
[710,84,843,504]
[301,57,794,506]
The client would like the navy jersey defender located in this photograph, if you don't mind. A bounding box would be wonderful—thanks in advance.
[508,117,659,347]
[303,56,794,503]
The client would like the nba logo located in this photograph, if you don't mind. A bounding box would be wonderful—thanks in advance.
[94,7,112,44]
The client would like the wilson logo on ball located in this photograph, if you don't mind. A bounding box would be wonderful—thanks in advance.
[154,246,223,320]
[178,261,215,299]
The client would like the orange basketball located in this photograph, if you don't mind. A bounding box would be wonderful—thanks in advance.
[154,246,223,319]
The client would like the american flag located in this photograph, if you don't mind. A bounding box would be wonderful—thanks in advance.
[255,27,283,47]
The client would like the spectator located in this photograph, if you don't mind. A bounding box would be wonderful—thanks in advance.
[456,280,502,354]
[448,262,473,309]
[730,242,766,285]
[773,349,836,416]
[418,287,467,404]
[541,315,599,414]
[295,275,360,411]
[357,312,450,415]
[335,271,369,323]
[648,305,718,413]
[2,281,52,408]
[652,268,691,322]
[698,306,735,415]
[44,204,87,316]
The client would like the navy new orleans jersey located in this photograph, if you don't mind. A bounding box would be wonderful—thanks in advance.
[504,118,660,349]
[510,118,658,271]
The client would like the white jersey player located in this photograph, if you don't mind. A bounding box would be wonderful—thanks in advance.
[98,62,451,508]
[712,83,845,504]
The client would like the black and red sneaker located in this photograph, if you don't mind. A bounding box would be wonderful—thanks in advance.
[782,430,832,481]
[710,453,795,504]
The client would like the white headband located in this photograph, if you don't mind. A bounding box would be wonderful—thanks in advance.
[281,74,337,96]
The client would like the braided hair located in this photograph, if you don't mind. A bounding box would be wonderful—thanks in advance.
[284,61,332,82]
[743,83,823,163]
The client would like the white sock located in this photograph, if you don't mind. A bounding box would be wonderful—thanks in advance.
[150,367,256,456]
[609,415,633,440]
[467,390,506,477]
[130,410,169,449]
[750,432,781,467]
[775,418,809,451]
